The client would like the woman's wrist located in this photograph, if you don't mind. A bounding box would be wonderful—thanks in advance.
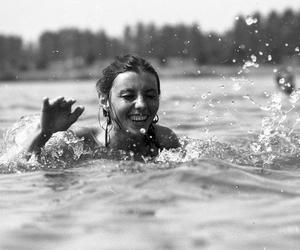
[37,130,53,146]
[40,130,52,139]
[27,130,53,153]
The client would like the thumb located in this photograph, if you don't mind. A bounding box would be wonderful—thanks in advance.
[68,106,85,125]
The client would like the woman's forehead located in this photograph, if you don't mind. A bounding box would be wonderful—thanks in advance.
[112,71,158,91]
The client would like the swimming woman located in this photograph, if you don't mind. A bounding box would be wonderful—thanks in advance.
[23,55,180,160]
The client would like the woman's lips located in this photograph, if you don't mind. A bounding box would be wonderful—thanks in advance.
[129,114,149,122]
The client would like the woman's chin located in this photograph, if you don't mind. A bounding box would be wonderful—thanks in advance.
[126,124,149,135]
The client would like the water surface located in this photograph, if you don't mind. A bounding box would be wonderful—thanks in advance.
[1,73,300,249]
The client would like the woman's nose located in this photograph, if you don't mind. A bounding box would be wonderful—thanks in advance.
[135,95,146,109]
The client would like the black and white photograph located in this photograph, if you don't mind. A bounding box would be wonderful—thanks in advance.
[1,0,300,249]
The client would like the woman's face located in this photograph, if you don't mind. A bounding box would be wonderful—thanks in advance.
[108,71,160,135]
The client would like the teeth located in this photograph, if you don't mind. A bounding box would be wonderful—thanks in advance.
[130,115,148,121]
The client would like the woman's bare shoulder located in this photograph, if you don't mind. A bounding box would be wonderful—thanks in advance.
[73,126,97,137]
[73,126,103,144]
[154,124,180,149]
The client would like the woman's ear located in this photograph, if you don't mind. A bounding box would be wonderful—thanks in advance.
[99,95,109,110]
[99,95,110,118]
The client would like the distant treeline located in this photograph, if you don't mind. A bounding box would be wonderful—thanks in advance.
[1,9,300,73]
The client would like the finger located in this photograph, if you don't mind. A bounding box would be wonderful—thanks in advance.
[63,99,76,113]
[68,106,85,124]
[42,97,50,111]
[66,99,76,108]
[50,96,65,106]
[60,99,68,108]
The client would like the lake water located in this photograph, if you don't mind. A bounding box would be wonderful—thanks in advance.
[1,72,300,250]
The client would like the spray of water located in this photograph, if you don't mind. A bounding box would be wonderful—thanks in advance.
[254,91,300,164]
[2,81,300,173]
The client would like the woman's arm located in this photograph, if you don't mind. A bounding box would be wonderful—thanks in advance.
[24,97,84,156]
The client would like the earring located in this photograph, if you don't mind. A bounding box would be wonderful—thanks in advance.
[97,107,103,129]
[100,106,111,147]
[153,114,159,124]
[98,106,111,131]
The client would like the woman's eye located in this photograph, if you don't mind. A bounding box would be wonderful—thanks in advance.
[146,94,157,99]
[121,94,135,100]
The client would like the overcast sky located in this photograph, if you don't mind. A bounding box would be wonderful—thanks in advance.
[1,0,300,42]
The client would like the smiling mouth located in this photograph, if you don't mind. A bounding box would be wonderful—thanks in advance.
[129,114,149,122]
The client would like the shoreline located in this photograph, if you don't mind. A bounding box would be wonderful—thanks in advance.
[0,61,298,82]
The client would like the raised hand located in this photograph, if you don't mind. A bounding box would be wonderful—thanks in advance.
[41,97,84,136]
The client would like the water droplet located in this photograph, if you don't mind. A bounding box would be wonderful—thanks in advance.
[140,128,146,134]
[245,16,258,25]
[265,43,269,47]
[250,54,257,62]
[285,43,289,47]
[290,90,300,104]
[242,60,259,69]
[267,55,272,61]
[295,47,299,52]
[184,40,191,46]
[233,82,241,91]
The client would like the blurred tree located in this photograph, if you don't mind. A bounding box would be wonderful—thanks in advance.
[2,8,300,75]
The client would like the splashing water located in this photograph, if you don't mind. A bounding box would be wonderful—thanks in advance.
[0,115,91,173]
[249,92,300,167]
[245,16,258,25]
[237,55,259,75]
[156,137,253,167]
[2,86,300,174]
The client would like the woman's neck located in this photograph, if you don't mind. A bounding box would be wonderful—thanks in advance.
[108,127,148,153]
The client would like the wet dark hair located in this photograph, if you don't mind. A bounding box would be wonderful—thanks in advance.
[96,54,161,97]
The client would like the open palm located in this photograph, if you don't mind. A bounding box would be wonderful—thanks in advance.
[41,97,84,135]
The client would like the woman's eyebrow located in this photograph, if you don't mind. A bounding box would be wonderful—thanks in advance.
[120,88,134,93]
[144,88,158,93]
